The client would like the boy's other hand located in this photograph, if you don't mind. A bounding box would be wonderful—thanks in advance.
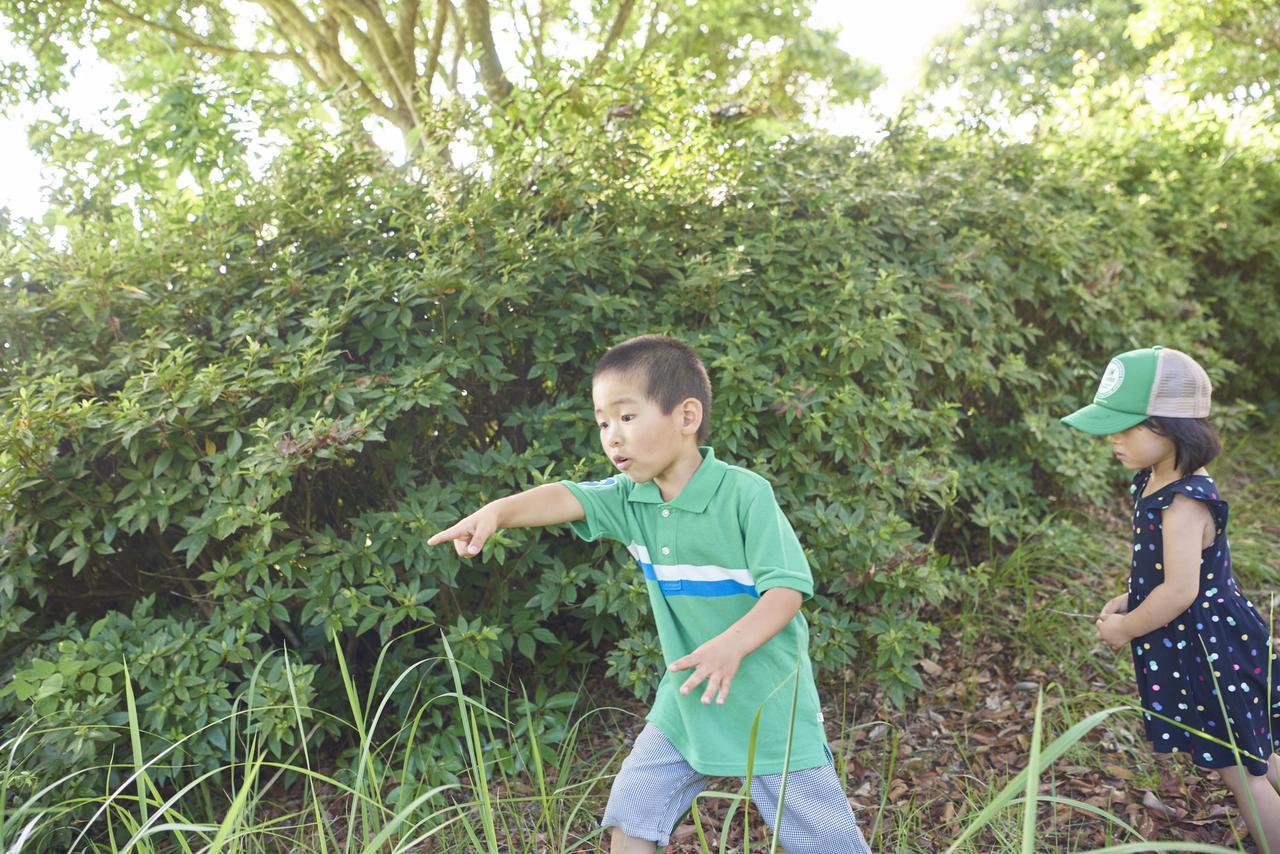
[668,636,747,705]
[427,506,499,558]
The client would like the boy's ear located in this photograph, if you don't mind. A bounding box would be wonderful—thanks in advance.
[679,397,703,437]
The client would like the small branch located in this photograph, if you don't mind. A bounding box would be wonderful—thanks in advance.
[446,1,465,95]
[519,0,545,67]
[640,0,667,58]
[533,0,635,131]
[272,615,303,647]
[151,523,213,618]
[399,0,422,79]
[99,0,294,61]
[330,4,417,129]
[460,0,513,101]
[590,0,636,71]
[345,0,422,121]
[259,0,408,127]
[423,0,448,94]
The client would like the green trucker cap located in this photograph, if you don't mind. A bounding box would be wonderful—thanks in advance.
[1061,346,1212,435]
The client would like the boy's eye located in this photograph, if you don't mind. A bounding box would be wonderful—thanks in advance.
[598,422,608,430]
[621,414,635,422]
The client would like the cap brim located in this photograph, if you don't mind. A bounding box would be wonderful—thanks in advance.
[1060,403,1148,435]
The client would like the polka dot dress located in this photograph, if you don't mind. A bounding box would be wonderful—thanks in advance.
[1128,469,1280,776]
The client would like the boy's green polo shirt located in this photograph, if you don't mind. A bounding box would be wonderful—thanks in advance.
[561,446,828,777]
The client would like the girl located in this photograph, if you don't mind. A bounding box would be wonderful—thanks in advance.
[1062,345,1280,849]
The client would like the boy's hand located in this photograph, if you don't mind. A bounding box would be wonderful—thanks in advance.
[1095,613,1132,649]
[427,505,500,558]
[668,635,748,705]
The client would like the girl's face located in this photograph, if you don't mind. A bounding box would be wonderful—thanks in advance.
[1107,423,1175,471]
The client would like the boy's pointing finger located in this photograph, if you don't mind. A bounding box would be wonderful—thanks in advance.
[427,526,461,546]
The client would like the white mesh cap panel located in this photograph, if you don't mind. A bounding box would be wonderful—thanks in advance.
[1148,348,1212,417]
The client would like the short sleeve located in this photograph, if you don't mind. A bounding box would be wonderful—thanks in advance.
[1154,479,1229,530]
[560,476,633,544]
[742,485,814,598]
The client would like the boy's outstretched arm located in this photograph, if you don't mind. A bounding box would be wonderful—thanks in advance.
[427,483,584,558]
[667,588,803,705]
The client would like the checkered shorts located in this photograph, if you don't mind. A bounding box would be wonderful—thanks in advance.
[602,724,872,852]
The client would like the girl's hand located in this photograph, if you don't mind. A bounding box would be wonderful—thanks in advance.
[1099,593,1129,619]
[668,636,748,705]
[427,505,501,558]
[1095,613,1132,649]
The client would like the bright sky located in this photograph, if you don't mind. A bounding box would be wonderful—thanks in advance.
[0,1,972,221]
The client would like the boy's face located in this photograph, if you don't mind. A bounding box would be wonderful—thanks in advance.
[592,370,699,483]
[1107,423,1174,471]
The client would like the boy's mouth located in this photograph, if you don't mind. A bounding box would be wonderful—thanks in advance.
[612,455,631,471]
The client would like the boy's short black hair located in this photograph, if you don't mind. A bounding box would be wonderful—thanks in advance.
[1142,416,1221,477]
[594,335,713,442]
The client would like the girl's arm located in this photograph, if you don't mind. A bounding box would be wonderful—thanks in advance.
[428,483,585,557]
[1114,494,1212,638]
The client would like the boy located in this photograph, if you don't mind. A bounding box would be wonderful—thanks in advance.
[428,335,870,853]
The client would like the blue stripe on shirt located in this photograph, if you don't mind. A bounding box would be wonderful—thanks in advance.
[636,560,759,598]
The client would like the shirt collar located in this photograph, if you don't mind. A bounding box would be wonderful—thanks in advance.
[627,446,727,513]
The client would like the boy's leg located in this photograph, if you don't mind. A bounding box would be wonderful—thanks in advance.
[748,761,872,854]
[602,724,708,852]
[609,827,657,854]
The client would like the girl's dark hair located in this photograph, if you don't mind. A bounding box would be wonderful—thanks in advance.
[1142,415,1221,477]
[594,335,713,442]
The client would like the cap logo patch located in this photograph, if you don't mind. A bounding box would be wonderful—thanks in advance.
[1097,359,1124,399]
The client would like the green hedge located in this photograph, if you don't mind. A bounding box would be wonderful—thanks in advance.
[2,101,1278,808]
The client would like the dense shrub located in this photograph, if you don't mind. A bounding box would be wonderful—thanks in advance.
[2,97,1278,808]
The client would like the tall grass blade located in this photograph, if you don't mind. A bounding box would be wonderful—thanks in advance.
[441,633,499,853]
[122,658,151,829]
[769,655,803,854]
[1081,844,1243,853]
[331,631,375,851]
[283,651,334,854]
[1006,794,1141,838]
[945,705,1130,852]
[1020,688,1044,854]
[520,685,554,841]
[206,753,264,852]
[359,783,456,852]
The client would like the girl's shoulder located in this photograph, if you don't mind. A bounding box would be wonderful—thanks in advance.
[1133,468,1225,509]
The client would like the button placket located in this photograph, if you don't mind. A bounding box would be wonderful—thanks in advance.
[656,505,678,592]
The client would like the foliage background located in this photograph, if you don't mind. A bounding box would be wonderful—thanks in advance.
[0,0,1278,836]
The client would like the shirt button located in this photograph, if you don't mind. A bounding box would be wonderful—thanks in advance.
[661,547,670,556]
[662,509,670,517]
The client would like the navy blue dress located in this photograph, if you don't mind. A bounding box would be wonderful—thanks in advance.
[1128,469,1280,775]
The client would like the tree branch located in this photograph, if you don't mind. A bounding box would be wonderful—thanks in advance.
[460,0,513,101]
[590,0,635,71]
[354,0,422,122]
[423,0,449,94]
[399,0,422,58]
[520,0,545,67]
[258,0,408,128]
[533,0,636,130]
[99,0,294,61]
[446,1,465,95]
[330,2,417,128]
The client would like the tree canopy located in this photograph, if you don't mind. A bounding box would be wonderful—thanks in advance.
[923,0,1279,120]
[0,0,881,151]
